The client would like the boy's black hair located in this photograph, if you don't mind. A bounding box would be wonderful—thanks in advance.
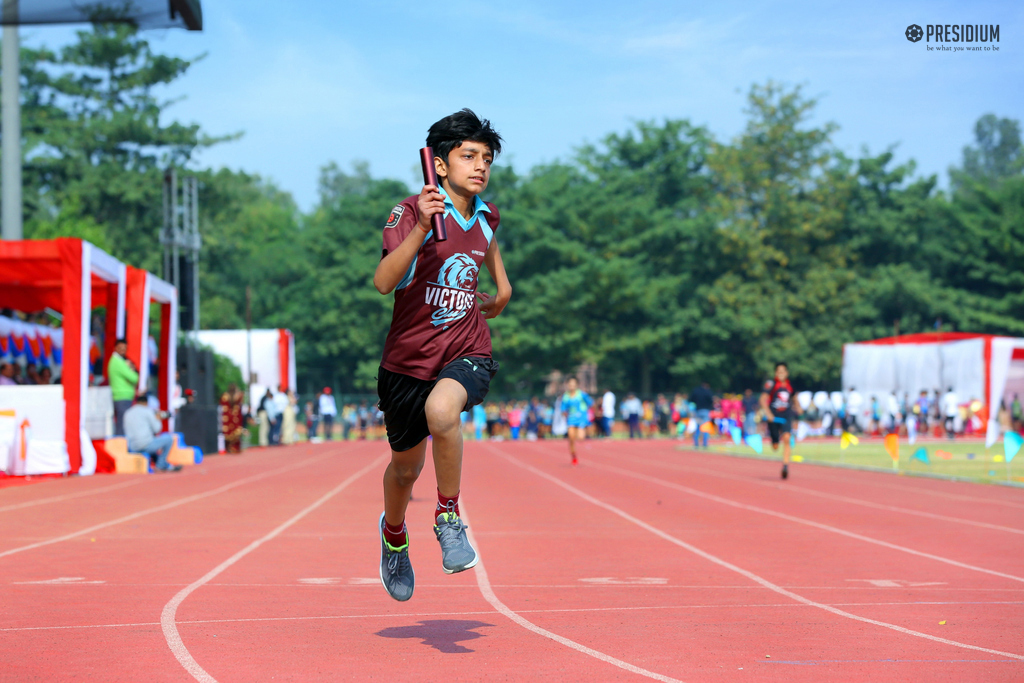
[775,362,788,370]
[426,109,503,164]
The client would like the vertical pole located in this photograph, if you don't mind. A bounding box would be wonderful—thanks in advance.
[1,15,22,241]
[170,168,179,295]
[191,177,199,334]
[162,170,171,281]
[245,284,252,395]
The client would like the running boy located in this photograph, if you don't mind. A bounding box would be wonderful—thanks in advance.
[372,110,511,602]
[761,362,801,480]
[560,377,593,465]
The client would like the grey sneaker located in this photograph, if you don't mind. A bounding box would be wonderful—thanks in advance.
[378,512,414,601]
[433,502,479,574]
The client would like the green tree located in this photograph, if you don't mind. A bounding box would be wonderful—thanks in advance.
[19,23,227,268]
[954,114,1023,188]
[490,120,715,395]
[196,168,303,330]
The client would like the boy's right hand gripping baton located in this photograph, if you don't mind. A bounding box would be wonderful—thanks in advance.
[419,147,447,242]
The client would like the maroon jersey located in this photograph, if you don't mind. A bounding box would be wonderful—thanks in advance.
[379,189,499,381]
[768,380,794,414]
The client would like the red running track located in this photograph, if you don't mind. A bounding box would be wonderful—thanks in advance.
[1,438,1022,681]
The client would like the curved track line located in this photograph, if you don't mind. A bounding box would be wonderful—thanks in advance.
[0,478,146,513]
[0,452,334,560]
[460,506,684,683]
[588,446,1024,536]
[161,454,387,683]
[494,449,1024,662]
[584,458,1024,584]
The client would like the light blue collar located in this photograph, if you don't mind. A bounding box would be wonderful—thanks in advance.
[439,186,490,232]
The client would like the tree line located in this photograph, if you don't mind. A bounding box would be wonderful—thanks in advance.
[11,25,1024,397]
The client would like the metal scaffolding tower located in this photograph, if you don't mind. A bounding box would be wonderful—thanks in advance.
[161,168,200,333]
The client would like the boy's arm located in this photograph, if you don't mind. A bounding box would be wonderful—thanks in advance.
[373,186,444,295]
[760,392,772,419]
[477,239,512,319]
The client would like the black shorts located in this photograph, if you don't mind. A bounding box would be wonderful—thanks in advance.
[768,413,793,446]
[377,356,499,452]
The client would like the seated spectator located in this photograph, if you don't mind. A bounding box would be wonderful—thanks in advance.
[124,394,181,472]
[0,362,15,385]
[39,367,52,385]
[25,364,42,385]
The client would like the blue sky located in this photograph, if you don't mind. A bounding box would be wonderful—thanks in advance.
[23,0,1024,210]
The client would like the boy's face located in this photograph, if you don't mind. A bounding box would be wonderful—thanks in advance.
[566,378,578,392]
[775,365,789,381]
[437,141,492,195]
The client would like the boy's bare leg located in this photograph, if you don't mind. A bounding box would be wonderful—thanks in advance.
[782,433,791,464]
[383,438,427,528]
[425,378,468,499]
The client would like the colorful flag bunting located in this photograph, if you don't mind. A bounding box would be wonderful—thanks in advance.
[1005,432,1023,464]
[884,433,899,462]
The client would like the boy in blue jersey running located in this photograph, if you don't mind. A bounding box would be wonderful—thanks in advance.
[560,377,593,465]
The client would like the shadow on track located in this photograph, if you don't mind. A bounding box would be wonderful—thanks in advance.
[375,620,494,653]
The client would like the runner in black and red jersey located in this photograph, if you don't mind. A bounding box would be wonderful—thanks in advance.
[372,110,511,602]
[760,362,802,480]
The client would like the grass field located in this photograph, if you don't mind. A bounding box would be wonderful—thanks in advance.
[701,436,1024,485]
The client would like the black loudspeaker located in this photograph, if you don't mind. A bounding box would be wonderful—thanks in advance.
[177,256,195,331]
[177,345,216,407]
[176,404,219,456]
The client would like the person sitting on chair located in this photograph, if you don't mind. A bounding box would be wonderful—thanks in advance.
[123,393,181,472]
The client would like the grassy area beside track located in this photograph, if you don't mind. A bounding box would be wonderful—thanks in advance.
[685,437,1024,486]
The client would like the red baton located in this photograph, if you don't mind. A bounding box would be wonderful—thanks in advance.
[419,147,447,242]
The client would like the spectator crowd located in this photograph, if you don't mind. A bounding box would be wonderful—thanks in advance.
[213,380,1024,451]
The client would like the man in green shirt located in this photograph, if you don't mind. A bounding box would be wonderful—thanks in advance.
[108,338,139,436]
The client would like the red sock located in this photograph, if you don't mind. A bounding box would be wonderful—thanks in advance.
[436,489,460,520]
[383,519,407,548]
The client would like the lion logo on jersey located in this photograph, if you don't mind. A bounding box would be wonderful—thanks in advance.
[425,253,480,328]
[436,253,478,291]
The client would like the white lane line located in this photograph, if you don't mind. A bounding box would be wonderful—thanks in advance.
[9,600,1024,633]
[11,581,1024,591]
[460,506,684,683]
[161,454,387,683]
[495,449,1024,662]
[0,452,335,560]
[0,478,147,513]
[589,447,1024,536]
[585,459,1024,584]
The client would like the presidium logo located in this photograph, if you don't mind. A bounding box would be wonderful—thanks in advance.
[905,23,1001,52]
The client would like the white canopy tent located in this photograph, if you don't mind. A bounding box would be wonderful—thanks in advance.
[194,329,296,405]
[842,333,1024,446]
